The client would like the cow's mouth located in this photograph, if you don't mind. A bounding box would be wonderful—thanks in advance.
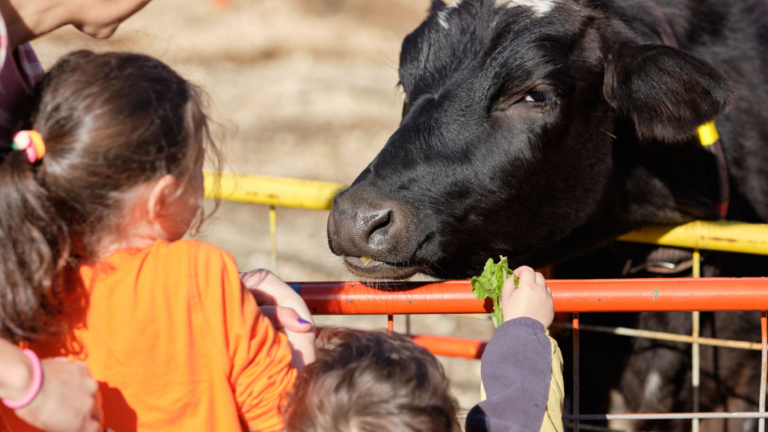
[344,256,421,280]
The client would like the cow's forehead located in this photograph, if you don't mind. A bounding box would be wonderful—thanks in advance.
[401,0,584,94]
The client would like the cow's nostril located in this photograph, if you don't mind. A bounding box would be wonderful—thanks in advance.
[328,196,407,259]
[367,210,394,248]
[368,211,391,234]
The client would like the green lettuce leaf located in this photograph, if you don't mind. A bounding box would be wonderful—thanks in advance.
[470,256,519,327]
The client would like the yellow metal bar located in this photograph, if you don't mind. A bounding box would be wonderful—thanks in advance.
[207,173,768,256]
[269,206,279,275]
[619,220,768,255]
[204,171,345,210]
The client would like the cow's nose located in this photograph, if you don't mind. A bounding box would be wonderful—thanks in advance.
[328,202,397,258]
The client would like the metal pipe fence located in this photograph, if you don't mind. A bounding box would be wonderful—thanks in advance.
[289,278,768,314]
[204,172,768,430]
[292,279,768,431]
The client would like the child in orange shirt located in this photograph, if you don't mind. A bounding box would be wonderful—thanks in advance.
[0,50,315,432]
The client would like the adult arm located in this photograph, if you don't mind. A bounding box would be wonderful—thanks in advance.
[0,339,102,432]
[0,339,34,401]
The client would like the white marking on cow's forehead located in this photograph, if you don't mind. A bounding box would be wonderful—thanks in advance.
[494,0,559,16]
[438,0,557,29]
[437,0,464,29]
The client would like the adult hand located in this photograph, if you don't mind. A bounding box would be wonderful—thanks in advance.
[15,358,103,432]
[502,266,555,328]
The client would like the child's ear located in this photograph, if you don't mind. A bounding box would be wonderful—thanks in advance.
[147,174,179,222]
[603,44,737,142]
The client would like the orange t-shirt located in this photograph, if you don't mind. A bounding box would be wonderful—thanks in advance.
[0,240,296,432]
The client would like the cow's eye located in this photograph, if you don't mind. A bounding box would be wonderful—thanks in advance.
[523,91,549,103]
[490,86,555,114]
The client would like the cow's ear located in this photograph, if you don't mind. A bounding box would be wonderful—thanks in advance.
[429,0,447,14]
[603,44,737,142]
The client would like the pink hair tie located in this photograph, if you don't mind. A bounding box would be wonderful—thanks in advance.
[11,131,46,164]
[2,349,43,409]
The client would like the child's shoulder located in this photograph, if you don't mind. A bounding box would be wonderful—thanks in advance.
[144,239,236,266]
[99,239,238,282]
[152,239,240,288]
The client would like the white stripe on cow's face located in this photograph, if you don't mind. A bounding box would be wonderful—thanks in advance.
[438,0,464,29]
[438,0,558,28]
[495,0,559,16]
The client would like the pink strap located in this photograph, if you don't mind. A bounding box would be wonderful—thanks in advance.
[2,349,43,409]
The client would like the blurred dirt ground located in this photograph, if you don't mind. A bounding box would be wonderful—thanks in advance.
[31,0,494,410]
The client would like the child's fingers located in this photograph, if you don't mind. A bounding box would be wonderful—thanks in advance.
[240,269,269,288]
[502,274,517,294]
[279,306,313,332]
[249,290,276,306]
[514,266,536,285]
[513,265,533,278]
[534,272,546,287]
[260,306,281,329]
[260,306,313,333]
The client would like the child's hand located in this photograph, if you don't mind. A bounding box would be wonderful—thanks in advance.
[501,266,554,328]
[260,305,313,334]
[240,270,316,369]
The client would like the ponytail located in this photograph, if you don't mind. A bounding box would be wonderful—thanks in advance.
[0,150,70,343]
[0,50,221,342]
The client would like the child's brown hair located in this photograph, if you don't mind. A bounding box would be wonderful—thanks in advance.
[0,50,220,343]
[283,328,461,432]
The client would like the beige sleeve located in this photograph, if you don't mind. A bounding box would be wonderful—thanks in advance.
[540,335,565,432]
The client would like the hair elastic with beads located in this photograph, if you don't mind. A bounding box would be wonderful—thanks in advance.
[12,131,46,164]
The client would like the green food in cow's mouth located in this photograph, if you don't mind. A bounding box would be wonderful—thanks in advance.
[360,256,374,266]
[470,256,519,328]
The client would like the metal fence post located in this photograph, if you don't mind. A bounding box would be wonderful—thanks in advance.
[269,205,279,275]
[760,310,767,432]
[692,250,701,432]
[574,312,580,432]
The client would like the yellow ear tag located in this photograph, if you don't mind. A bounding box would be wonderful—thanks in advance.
[697,121,719,146]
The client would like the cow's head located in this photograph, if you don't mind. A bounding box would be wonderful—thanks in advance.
[327,0,735,279]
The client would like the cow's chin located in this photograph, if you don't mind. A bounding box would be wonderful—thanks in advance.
[344,256,421,280]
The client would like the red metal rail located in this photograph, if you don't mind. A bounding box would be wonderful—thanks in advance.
[411,334,486,359]
[291,278,768,314]
[316,326,487,360]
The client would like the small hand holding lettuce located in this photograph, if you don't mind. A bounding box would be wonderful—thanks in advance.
[471,257,518,327]
[471,257,554,328]
[504,266,554,328]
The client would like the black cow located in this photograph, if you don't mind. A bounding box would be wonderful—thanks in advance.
[327,0,768,430]
[328,0,768,280]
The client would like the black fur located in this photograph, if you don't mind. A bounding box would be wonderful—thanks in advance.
[328,0,768,280]
[604,44,736,141]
